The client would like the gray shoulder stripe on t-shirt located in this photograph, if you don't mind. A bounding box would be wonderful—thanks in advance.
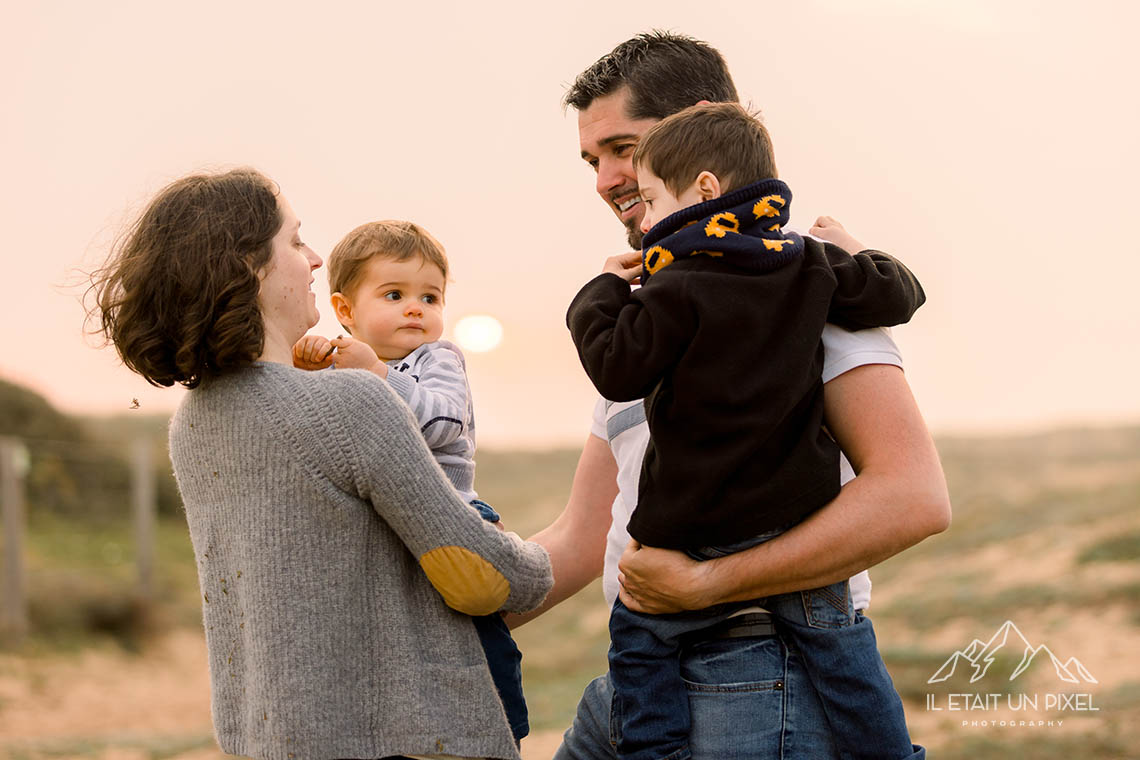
[606,402,646,442]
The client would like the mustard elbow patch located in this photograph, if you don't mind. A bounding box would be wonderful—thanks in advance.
[419,546,510,616]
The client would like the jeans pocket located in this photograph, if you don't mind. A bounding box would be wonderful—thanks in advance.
[608,682,622,749]
[799,579,854,629]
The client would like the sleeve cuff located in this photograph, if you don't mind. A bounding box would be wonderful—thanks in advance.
[384,367,417,401]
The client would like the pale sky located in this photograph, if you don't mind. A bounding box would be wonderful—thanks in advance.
[4,0,1138,447]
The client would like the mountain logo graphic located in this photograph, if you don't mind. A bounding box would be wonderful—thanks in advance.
[927,620,1099,685]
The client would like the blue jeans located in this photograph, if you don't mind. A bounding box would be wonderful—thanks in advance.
[470,499,528,743]
[557,626,837,759]
[606,528,920,760]
[558,614,922,760]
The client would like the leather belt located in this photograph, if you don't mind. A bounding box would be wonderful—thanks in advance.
[701,611,776,640]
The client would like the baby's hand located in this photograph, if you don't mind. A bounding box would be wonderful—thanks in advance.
[329,335,387,377]
[809,216,867,254]
[293,334,335,371]
[603,251,643,284]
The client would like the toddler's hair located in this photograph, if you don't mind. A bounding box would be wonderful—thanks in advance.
[633,102,777,196]
[329,220,449,297]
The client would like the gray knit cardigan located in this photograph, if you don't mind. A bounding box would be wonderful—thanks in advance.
[168,362,552,760]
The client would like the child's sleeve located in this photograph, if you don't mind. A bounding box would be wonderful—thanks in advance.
[565,272,694,402]
[823,244,927,330]
[383,344,470,449]
[324,372,552,616]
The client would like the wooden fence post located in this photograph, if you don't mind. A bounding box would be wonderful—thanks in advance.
[132,437,156,600]
[1,437,29,638]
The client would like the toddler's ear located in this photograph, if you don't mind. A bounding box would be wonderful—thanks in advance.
[695,170,722,201]
[330,292,355,329]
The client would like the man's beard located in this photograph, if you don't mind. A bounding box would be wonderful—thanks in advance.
[624,220,644,250]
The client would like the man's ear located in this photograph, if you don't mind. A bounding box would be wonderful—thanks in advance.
[330,292,355,329]
[695,170,722,201]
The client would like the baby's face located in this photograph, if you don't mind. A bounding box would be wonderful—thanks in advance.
[340,255,445,361]
[636,168,709,236]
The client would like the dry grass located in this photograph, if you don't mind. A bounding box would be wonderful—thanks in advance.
[2,427,1139,759]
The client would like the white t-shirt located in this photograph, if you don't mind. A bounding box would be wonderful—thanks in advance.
[591,324,904,611]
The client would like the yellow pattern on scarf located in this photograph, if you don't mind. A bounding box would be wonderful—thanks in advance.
[704,212,740,239]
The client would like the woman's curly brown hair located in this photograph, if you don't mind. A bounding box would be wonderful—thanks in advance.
[87,168,282,388]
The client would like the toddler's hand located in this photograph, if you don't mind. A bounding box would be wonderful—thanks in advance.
[329,335,387,377]
[809,216,867,254]
[602,251,643,284]
[293,334,335,371]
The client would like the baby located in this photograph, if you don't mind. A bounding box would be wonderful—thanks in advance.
[293,220,528,744]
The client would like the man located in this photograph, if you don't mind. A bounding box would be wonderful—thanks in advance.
[518,31,950,758]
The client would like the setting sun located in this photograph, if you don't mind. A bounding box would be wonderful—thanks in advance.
[453,315,503,353]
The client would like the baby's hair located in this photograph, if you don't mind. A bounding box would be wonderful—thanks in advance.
[633,102,777,196]
[328,220,449,298]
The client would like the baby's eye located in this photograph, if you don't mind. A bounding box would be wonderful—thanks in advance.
[383,290,402,301]
[421,294,437,304]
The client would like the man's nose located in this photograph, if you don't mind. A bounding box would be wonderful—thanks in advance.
[596,157,625,197]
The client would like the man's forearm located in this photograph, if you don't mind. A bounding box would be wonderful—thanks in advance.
[700,459,947,604]
[618,363,950,612]
[506,433,617,627]
[703,363,948,602]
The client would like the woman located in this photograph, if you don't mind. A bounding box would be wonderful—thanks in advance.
[90,168,551,760]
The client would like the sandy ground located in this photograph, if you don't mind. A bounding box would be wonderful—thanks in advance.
[0,629,564,759]
[2,602,1136,758]
[4,451,1137,758]
[895,605,1138,752]
[871,503,1140,751]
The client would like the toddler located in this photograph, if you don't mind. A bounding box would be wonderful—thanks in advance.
[293,220,528,743]
[567,103,926,760]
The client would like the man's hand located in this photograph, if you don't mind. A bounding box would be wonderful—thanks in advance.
[602,252,643,283]
[329,335,388,378]
[809,216,867,254]
[293,334,335,370]
[617,540,717,614]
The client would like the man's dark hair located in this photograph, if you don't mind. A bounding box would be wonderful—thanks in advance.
[563,30,739,118]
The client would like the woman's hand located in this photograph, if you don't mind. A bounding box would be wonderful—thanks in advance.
[602,252,643,284]
[293,334,335,370]
[617,540,718,614]
[809,216,867,254]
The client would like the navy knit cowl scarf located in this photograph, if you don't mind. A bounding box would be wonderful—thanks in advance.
[640,178,804,284]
